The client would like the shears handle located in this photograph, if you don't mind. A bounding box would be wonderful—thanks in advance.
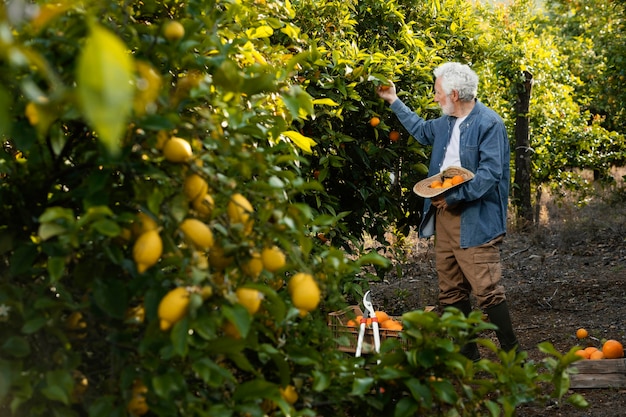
[371,318,380,354]
[355,317,367,357]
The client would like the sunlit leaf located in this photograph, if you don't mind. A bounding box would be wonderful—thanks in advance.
[77,22,134,157]
[282,130,317,153]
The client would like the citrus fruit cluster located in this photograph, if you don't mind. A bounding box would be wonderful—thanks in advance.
[429,174,465,189]
[346,310,403,331]
[574,328,624,360]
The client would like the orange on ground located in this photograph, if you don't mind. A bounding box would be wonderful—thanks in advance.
[450,175,465,185]
[430,180,443,189]
[602,340,624,359]
[389,131,400,142]
[590,350,605,360]
[370,117,380,127]
[374,311,390,323]
[576,328,589,339]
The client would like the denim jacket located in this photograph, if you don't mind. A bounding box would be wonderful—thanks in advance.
[390,99,510,248]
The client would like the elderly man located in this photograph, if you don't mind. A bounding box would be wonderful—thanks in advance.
[376,62,519,360]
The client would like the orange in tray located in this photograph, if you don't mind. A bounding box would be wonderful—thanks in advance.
[451,175,465,185]
[430,180,443,189]
[381,319,403,331]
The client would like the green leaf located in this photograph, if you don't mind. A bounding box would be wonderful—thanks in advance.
[41,370,73,405]
[1,336,30,358]
[47,256,65,283]
[77,22,134,157]
[38,223,67,241]
[404,377,431,408]
[152,370,185,398]
[351,376,374,396]
[170,316,189,357]
[233,379,276,402]
[394,397,420,417]
[88,396,122,417]
[93,278,128,319]
[91,219,121,237]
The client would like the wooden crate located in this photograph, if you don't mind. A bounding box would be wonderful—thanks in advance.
[327,305,405,354]
[569,358,626,389]
[327,305,435,354]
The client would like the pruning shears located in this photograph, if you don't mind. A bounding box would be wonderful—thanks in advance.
[355,290,381,357]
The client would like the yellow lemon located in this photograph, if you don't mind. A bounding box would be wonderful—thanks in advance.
[279,385,298,405]
[163,20,185,42]
[127,395,149,416]
[132,230,163,274]
[288,273,320,313]
[131,212,158,237]
[25,102,39,125]
[192,193,214,218]
[125,304,145,325]
[163,137,192,163]
[65,311,87,330]
[158,287,190,331]
[208,244,234,271]
[179,218,214,250]
[261,246,286,273]
[199,285,213,300]
[227,193,254,233]
[242,251,263,279]
[236,287,263,314]
[183,173,208,201]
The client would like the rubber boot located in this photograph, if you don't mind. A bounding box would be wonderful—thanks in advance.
[485,301,519,353]
[447,299,481,361]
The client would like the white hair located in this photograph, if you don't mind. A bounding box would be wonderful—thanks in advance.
[433,62,478,101]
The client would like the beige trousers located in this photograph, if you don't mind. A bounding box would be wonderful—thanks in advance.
[434,207,506,309]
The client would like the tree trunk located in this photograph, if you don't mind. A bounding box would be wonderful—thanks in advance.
[513,70,534,225]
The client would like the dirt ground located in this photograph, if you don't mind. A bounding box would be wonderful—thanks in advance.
[367,184,626,416]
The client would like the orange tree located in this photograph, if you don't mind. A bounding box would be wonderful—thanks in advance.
[0,0,587,416]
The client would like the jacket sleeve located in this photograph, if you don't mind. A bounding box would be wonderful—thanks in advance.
[390,99,436,146]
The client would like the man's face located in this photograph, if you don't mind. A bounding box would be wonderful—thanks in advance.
[434,78,455,116]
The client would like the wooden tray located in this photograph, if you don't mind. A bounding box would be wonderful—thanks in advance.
[569,358,626,389]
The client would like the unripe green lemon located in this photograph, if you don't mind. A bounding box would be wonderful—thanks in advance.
[183,173,208,201]
[261,246,286,272]
[236,287,263,314]
[179,218,214,250]
[158,287,190,331]
[132,230,163,274]
[288,273,320,313]
[163,137,192,163]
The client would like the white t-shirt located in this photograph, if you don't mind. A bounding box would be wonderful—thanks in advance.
[440,116,467,172]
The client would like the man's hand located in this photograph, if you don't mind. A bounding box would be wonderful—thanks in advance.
[376,82,398,105]
[431,195,448,210]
